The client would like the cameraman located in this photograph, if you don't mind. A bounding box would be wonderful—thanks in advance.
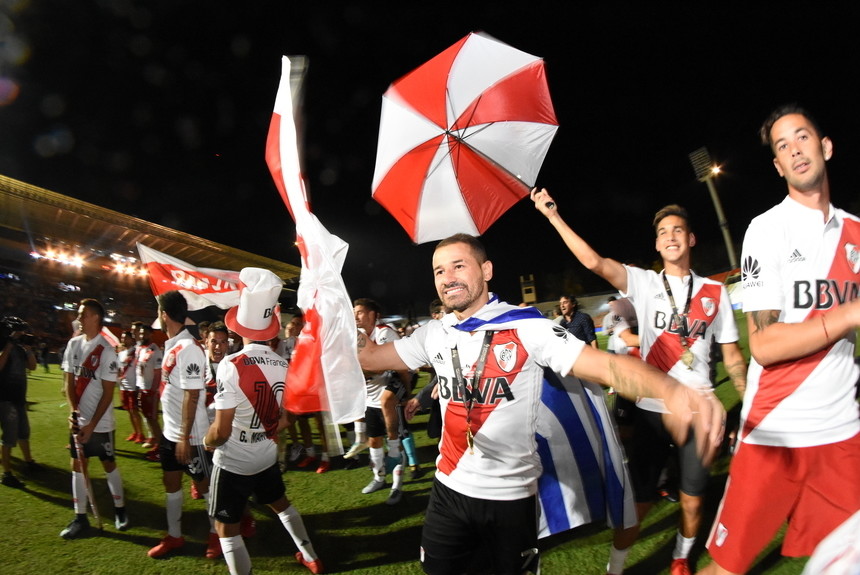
[0,316,39,488]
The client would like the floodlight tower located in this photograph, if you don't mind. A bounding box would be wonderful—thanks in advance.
[688,147,738,270]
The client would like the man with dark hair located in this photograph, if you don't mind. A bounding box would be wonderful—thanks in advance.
[134,321,163,460]
[532,191,747,575]
[206,268,323,575]
[557,294,598,349]
[698,106,860,575]
[0,316,39,488]
[60,298,128,538]
[358,232,725,575]
[351,297,416,505]
[117,329,144,444]
[148,290,220,559]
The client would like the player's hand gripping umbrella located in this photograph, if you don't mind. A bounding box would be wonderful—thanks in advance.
[372,32,558,244]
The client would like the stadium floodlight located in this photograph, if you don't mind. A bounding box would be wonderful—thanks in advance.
[688,147,738,270]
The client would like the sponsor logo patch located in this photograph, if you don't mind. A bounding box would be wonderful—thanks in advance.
[741,256,763,288]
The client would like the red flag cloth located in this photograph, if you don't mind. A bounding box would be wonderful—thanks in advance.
[265,56,365,425]
[137,243,240,311]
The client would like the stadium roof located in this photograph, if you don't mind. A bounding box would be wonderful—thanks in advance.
[0,173,301,282]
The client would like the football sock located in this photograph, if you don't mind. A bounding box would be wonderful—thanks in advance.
[71,471,87,514]
[105,468,125,508]
[278,505,318,561]
[392,461,404,491]
[606,545,630,574]
[673,532,695,559]
[402,433,418,466]
[387,438,401,459]
[166,489,183,538]
[369,447,385,481]
[221,535,251,575]
[354,421,367,444]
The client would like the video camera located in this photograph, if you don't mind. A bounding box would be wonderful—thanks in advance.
[0,316,35,347]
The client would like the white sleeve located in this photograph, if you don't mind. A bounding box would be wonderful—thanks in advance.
[213,360,240,410]
[518,320,584,376]
[741,217,784,313]
[177,345,206,390]
[392,325,431,371]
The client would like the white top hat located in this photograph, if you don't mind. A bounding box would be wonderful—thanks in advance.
[224,268,283,341]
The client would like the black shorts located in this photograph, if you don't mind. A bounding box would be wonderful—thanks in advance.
[159,438,213,481]
[68,430,115,462]
[628,406,710,500]
[208,463,285,524]
[0,401,29,446]
[365,406,386,439]
[420,479,540,575]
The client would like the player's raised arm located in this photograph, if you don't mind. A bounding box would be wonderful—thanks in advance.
[531,188,628,292]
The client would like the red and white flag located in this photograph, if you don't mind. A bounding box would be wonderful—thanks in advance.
[265,55,365,426]
[136,243,240,311]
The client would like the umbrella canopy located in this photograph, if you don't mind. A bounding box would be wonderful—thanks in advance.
[372,32,558,244]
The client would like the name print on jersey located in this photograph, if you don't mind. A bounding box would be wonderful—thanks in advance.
[794,279,859,309]
[436,375,515,405]
[653,311,710,340]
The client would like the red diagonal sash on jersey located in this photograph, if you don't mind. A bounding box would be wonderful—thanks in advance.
[74,344,105,404]
[438,330,526,475]
[234,359,281,440]
[743,219,860,437]
[645,282,722,372]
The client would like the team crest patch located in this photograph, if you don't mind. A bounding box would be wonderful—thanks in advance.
[701,297,715,317]
[846,243,860,274]
[164,351,176,368]
[493,342,517,373]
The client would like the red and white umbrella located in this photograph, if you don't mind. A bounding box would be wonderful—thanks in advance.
[372,32,558,244]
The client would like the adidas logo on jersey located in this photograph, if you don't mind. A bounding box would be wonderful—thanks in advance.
[186,363,201,376]
[431,352,445,365]
[788,249,805,263]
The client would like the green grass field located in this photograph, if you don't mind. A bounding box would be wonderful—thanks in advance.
[1,315,812,574]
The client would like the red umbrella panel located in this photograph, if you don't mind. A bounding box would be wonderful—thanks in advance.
[372,32,558,244]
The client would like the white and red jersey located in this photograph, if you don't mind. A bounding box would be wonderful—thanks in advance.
[160,329,209,445]
[135,342,162,391]
[623,265,738,413]
[117,347,137,391]
[212,343,287,475]
[365,324,400,409]
[740,196,860,447]
[62,333,119,433]
[394,300,583,501]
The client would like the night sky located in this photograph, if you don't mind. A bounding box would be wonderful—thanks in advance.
[3,1,860,317]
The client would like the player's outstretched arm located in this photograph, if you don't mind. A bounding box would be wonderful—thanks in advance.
[530,188,628,292]
[356,330,409,373]
[748,298,860,366]
[571,345,725,465]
